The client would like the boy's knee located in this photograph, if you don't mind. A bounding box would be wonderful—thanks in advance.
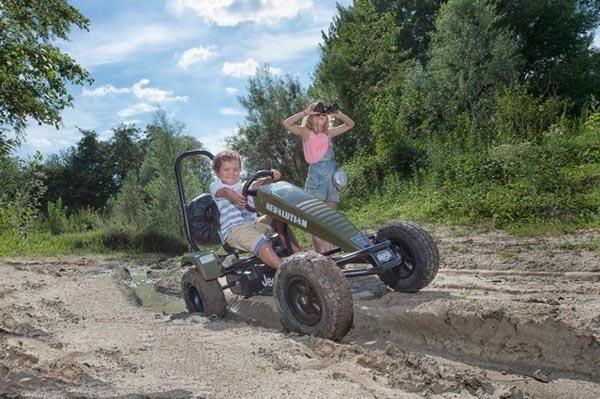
[257,241,281,269]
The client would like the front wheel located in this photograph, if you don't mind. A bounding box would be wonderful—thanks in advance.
[274,252,353,341]
[376,222,439,292]
[181,266,227,317]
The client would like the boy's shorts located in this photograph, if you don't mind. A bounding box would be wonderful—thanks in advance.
[225,216,273,256]
[305,159,340,202]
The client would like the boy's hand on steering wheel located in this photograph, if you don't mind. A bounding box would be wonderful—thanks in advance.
[271,169,281,181]
[230,192,247,208]
[250,169,281,189]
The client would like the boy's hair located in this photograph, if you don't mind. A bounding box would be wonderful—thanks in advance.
[212,149,242,172]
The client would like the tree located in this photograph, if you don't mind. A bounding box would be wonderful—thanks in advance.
[227,65,310,185]
[109,124,145,189]
[140,110,206,237]
[424,0,521,142]
[0,0,92,153]
[0,153,46,236]
[496,0,600,107]
[43,129,114,212]
[69,129,115,210]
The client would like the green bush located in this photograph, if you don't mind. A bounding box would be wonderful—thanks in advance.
[494,86,570,143]
[100,226,187,255]
[343,152,386,199]
[47,198,68,235]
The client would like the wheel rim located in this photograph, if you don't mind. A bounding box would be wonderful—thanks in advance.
[286,276,322,326]
[390,243,415,279]
[187,284,205,313]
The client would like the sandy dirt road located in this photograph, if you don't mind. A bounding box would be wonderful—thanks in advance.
[1,226,599,398]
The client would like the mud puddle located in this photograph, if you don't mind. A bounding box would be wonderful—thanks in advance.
[127,267,185,315]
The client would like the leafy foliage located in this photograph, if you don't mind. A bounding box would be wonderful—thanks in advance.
[0,152,46,237]
[424,0,521,138]
[46,197,68,235]
[496,0,600,107]
[0,0,92,153]
[138,110,207,239]
[42,129,115,211]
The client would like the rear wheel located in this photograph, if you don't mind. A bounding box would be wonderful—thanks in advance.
[275,252,353,341]
[376,222,439,292]
[181,266,227,317]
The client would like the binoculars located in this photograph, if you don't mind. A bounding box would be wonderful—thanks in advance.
[313,102,339,114]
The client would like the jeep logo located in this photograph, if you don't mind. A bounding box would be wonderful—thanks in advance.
[261,274,274,287]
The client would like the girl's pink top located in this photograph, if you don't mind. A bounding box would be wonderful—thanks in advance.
[302,130,330,164]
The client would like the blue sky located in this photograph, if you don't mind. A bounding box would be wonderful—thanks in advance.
[17,0,353,158]
[14,1,600,159]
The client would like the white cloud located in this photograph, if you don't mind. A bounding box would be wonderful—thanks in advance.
[225,87,239,95]
[223,58,259,77]
[222,58,280,78]
[131,79,189,103]
[120,120,142,126]
[28,135,70,151]
[219,107,246,116]
[64,24,195,67]
[82,80,187,103]
[250,29,322,62]
[118,103,158,118]
[18,129,75,158]
[178,45,217,69]
[199,127,238,154]
[82,84,130,97]
[167,0,313,27]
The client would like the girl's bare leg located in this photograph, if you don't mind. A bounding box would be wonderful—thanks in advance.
[311,201,338,253]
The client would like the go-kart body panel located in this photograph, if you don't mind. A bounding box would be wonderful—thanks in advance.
[181,252,224,281]
[254,182,370,253]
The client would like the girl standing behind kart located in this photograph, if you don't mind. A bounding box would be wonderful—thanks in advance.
[282,102,355,253]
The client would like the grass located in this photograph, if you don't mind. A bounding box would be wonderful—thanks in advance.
[496,250,519,262]
[0,230,107,257]
[2,183,599,258]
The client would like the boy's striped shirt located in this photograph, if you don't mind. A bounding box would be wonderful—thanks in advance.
[210,179,256,239]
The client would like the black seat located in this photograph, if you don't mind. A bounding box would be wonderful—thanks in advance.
[186,193,221,246]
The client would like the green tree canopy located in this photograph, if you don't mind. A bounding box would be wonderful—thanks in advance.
[497,0,600,106]
[140,110,206,236]
[0,0,92,153]
[109,124,145,189]
[424,0,521,140]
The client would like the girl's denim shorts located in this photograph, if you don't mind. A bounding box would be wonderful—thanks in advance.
[305,159,340,202]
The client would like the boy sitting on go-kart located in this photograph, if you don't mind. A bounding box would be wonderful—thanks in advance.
[210,149,300,270]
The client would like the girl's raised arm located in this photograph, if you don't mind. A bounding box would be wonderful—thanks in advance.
[283,103,315,140]
[328,110,355,138]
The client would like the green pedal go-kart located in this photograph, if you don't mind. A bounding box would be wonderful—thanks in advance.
[175,149,439,341]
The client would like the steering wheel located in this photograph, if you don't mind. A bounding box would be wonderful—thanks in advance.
[242,170,274,213]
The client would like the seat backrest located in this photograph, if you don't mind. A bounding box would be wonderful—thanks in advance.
[186,193,221,246]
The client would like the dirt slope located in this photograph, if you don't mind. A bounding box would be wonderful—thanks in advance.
[1,227,599,398]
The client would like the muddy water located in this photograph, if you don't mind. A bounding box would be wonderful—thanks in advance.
[128,267,185,314]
